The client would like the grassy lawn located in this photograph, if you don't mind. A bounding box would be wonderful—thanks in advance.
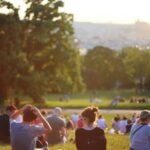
[22,89,150,109]
[2,89,150,110]
[0,114,130,150]
[0,135,130,150]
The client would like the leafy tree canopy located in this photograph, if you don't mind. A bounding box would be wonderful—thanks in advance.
[0,0,84,103]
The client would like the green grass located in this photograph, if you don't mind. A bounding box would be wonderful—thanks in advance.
[49,134,129,150]
[2,89,150,110]
[35,89,150,109]
[0,135,129,150]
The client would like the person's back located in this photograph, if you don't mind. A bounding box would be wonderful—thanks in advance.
[0,105,18,143]
[75,106,106,150]
[120,117,127,133]
[0,114,10,143]
[130,110,150,150]
[10,105,52,150]
[130,124,150,150]
[126,119,132,134]
[47,115,66,144]
[75,127,106,150]
[11,122,46,150]
[97,118,106,130]
[112,117,120,133]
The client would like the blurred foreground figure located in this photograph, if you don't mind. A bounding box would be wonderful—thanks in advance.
[47,107,67,145]
[0,105,17,143]
[10,105,52,150]
[130,110,150,150]
[75,106,106,150]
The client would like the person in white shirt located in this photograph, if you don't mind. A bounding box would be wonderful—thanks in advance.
[119,116,128,134]
[71,113,78,128]
[112,116,120,133]
[97,115,107,130]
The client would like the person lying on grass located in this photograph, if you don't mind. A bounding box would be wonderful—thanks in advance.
[10,104,52,150]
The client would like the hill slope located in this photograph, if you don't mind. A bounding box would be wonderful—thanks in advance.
[73,21,150,50]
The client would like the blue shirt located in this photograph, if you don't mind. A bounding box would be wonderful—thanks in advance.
[130,123,150,150]
[10,122,46,150]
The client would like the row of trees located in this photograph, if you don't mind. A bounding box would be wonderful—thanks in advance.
[0,0,150,103]
[84,46,150,91]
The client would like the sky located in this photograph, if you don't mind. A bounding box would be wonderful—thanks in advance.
[3,0,150,24]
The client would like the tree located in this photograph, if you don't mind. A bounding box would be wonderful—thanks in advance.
[121,47,150,92]
[83,46,122,90]
[0,0,84,103]
[0,1,25,102]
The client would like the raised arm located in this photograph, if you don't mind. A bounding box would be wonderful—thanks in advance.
[10,104,30,120]
[33,107,52,134]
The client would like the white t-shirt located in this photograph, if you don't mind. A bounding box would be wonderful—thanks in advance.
[112,121,120,131]
[119,120,127,133]
[97,118,106,130]
[15,115,23,123]
[10,115,23,124]
[71,114,78,122]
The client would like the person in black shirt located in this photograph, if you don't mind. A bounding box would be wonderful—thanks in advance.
[75,106,106,150]
[0,105,16,143]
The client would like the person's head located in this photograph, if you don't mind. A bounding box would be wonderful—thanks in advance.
[53,107,62,116]
[23,106,37,123]
[81,106,99,125]
[6,105,17,116]
[132,113,136,117]
[139,110,150,124]
[41,110,47,117]
[114,117,119,122]
[98,114,102,119]
[122,116,127,120]
[127,119,132,124]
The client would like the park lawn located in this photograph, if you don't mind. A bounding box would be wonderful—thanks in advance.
[3,89,150,109]
[50,134,129,150]
[40,99,150,110]
[0,133,130,150]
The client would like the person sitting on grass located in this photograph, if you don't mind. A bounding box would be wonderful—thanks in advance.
[130,110,150,150]
[97,115,107,130]
[119,116,128,134]
[126,119,133,134]
[0,105,22,144]
[10,105,52,150]
[75,106,106,150]
[111,116,120,134]
[46,107,67,145]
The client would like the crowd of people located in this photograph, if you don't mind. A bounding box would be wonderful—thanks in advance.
[0,104,150,150]
[130,96,150,103]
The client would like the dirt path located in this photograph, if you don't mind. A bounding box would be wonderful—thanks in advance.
[46,108,143,114]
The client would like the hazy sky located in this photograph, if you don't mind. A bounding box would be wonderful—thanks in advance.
[4,0,150,24]
[63,0,150,24]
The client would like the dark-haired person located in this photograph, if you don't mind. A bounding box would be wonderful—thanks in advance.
[10,105,52,150]
[75,107,106,150]
[126,119,133,134]
[0,105,18,143]
[130,110,150,150]
[112,116,120,133]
